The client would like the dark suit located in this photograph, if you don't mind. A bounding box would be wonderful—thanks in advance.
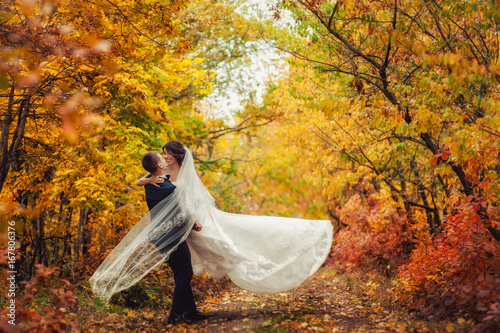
[144,174,176,211]
[144,174,197,321]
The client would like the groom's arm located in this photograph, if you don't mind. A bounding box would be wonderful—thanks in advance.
[137,173,164,187]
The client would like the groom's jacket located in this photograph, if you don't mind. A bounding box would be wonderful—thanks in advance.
[144,174,176,210]
[144,174,189,261]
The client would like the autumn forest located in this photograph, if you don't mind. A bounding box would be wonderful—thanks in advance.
[1,0,500,332]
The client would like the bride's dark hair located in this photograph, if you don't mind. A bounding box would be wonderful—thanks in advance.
[163,140,185,166]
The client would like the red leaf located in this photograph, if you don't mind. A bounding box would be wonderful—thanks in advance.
[22,294,34,302]
[477,290,490,298]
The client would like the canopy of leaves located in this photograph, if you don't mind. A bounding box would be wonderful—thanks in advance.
[256,0,500,328]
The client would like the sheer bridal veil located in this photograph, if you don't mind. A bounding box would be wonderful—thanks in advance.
[90,148,333,302]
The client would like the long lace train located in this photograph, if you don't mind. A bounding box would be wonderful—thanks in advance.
[187,209,333,293]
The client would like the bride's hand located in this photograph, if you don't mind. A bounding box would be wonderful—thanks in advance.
[193,221,202,232]
[148,176,164,187]
[136,174,164,187]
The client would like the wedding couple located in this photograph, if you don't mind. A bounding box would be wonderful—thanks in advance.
[90,140,333,325]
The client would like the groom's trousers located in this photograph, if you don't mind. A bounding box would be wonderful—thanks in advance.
[164,241,197,319]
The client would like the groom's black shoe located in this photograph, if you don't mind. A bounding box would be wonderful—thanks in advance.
[185,311,213,322]
[168,311,213,325]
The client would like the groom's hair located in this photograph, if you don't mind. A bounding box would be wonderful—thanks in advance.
[163,140,185,166]
[141,151,161,173]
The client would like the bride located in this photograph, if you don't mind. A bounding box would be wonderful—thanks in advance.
[90,140,333,303]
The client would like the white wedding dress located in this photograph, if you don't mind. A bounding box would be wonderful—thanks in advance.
[90,148,333,302]
[188,210,332,293]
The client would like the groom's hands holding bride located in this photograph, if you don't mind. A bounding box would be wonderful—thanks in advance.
[193,221,202,232]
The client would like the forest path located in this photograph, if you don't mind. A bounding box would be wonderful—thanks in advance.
[191,268,398,333]
[83,268,467,332]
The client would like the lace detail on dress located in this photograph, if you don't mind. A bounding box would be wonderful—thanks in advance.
[89,191,195,303]
[145,211,188,244]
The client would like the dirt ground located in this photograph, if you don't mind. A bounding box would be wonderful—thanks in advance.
[81,268,473,332]
[193,268,387,333]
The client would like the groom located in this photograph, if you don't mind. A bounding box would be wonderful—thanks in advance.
[140,151,211,324]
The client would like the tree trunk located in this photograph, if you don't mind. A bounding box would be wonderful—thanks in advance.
[0,84,15,192]
[38,210,48,266]
[63,207,74,257]
[0,89,30,193]
[74,208,89,257]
